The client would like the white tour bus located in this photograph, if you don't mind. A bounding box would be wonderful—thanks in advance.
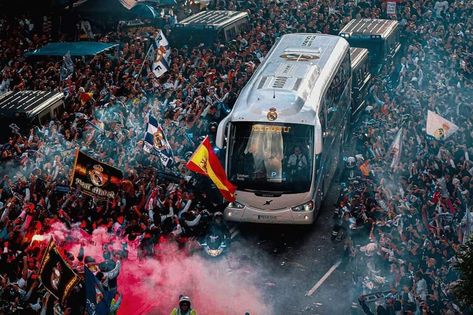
[216,34,352,224]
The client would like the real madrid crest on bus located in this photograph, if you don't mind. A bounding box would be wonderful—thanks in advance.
[267,107,278,121]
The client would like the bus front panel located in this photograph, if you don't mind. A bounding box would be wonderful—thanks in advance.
[224,121,317,224]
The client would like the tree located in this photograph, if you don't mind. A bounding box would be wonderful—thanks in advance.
[454,238,473,308]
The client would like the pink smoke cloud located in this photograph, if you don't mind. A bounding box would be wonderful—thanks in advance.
[37,223,271,315]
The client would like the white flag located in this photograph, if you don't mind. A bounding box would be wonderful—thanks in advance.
[144,115,173,167]
[388,128,403,169]
[119,0,138,10]
[150,30,170,78]
[426,110,459,140]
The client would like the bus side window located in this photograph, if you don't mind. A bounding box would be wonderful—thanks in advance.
[325,82,334,128]
[52,106,60,119]
[38,113,48,126]
[234,20,244,35]
[225,26,236,41]
[218,30,226,42]
[386,35,392,57]
[319,98,326,133]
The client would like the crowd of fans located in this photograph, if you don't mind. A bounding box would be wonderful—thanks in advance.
[331,0,473,314]
[0,0,471,314]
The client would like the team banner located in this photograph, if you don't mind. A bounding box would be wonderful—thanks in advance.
[70,150,123,199]
[39,240,80,304]
[144,115,173,167]
[149,30,170,78]
[426,110,459,140]
[186,136,236,202]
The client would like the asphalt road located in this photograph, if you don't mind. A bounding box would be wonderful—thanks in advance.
[227,179,361,315]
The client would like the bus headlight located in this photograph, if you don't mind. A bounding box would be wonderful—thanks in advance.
[291,201,314,212]
[228,201,244,209]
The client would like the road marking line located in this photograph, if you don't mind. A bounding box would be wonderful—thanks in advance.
[230,230,240,239]
[305,259,342,297]
[229,226,237,233]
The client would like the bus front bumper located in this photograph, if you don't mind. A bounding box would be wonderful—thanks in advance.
[224,205,314,225]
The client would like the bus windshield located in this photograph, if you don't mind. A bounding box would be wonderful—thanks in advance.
[228,122,314,193]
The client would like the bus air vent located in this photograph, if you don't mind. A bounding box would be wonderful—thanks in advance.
[293,78,302,91]
[301,35,316,47]
[272,76,288,88]
[258,76,268,89]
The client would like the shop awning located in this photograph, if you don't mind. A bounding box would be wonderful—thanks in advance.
[25,41,119,57]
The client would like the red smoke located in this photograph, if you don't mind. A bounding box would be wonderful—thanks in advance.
[39,223,271,315]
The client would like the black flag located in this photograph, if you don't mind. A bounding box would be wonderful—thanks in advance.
[39,239,80,303]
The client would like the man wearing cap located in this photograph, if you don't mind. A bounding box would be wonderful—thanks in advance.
[170,295,197,315]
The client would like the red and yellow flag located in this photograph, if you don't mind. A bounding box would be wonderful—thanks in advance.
[186,136,236,202]
[80,92,94,105]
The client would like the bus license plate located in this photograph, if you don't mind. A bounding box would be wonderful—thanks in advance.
[258,215,276,220]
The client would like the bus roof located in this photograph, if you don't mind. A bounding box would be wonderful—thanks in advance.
[0,90,64,118]
[339,19,398,39]
[176,10,248,29]
[229,33,349,124]
[350,47,369,69]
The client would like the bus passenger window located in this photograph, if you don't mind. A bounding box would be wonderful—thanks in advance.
[234,21,243,35]
[319,101,326,132]
[218,31,226,42]
[52,106,60,119]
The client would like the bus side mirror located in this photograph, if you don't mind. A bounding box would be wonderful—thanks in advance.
[216,115,231,149]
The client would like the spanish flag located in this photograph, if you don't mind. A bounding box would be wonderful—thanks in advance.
[186,136,236,202]
[80,92,94,105]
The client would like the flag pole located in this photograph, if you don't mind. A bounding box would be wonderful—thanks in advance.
[134,45,154,86]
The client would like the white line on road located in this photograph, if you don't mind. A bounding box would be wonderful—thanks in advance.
[305,259,342,297]
[230,230,240,239]
[229,226,237,233]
